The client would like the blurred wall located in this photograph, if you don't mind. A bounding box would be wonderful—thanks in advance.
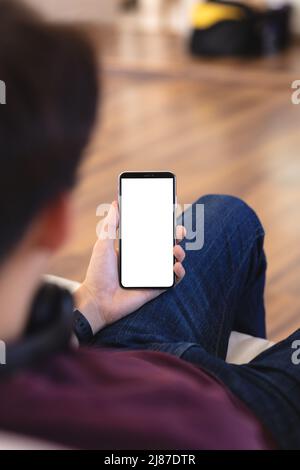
[24,0,118,22]
[292,0,300,32]
[24,0,300,33]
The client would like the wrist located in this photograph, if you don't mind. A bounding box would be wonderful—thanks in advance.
[74,283,106,334]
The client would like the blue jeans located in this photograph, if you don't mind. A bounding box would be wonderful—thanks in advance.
[93,195,300,449]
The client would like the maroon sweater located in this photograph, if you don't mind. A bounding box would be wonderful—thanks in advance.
[0,348,275,449]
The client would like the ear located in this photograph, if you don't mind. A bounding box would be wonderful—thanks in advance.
[30,193,73,253]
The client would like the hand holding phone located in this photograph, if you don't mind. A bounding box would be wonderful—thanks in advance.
[75,192,186,334]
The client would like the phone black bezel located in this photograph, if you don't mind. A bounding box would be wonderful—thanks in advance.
[119,171,176,289]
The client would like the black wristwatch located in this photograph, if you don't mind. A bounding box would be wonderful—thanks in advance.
[73,310,93,345]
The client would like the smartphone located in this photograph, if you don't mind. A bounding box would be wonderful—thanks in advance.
[119,171,176,289]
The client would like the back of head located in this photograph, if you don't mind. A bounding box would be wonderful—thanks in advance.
[0,0,99,262]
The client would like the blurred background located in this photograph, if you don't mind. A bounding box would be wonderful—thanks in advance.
[25,0,300,342]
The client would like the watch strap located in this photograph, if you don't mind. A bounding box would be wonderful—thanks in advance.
[73,309,93,345]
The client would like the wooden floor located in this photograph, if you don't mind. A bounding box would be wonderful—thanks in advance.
[49,27,300,342]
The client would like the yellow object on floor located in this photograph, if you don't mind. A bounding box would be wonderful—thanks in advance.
[191,2,245,29]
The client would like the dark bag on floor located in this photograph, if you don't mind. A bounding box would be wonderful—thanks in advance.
[189,0,292,57]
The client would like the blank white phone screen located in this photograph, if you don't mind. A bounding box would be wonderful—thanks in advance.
[120,177,174,288]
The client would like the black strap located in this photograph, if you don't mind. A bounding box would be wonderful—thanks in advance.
[73,310,93,345]
[0,284,74,379]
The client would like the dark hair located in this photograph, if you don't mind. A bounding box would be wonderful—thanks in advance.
[0,0,99,262]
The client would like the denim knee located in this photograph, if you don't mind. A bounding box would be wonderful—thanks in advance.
[196,194,265,239]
